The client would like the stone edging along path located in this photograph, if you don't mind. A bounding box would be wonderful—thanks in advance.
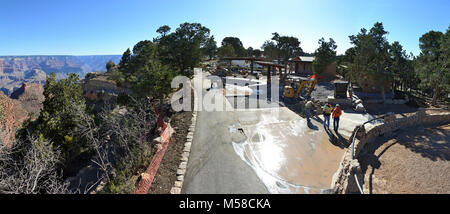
[170,83,198,194]
[331,109,450,194]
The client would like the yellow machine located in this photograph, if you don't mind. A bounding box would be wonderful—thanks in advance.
[283,76,317,99]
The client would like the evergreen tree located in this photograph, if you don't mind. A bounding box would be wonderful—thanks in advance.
[416,28,450,105]
[312,38,337,75]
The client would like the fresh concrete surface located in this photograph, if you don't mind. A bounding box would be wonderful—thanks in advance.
[233,108,346,193]
[182,72,268,193]
[317,109,382,139]
[182,72,357,194]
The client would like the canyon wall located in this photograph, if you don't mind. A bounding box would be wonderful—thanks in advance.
[0,55,120,95]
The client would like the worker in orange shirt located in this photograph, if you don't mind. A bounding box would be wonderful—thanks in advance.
[332,104,342,132]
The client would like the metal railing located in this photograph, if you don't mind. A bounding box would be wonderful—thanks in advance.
[350,115,386,194]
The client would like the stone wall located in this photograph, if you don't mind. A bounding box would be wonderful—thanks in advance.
[331,109,450,194]
[83,77,130,101]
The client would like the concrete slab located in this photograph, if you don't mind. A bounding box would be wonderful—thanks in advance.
[317,110,382,139]
[184,71,351,194]
[232,108,345,193]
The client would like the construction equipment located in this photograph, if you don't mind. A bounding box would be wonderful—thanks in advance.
[283,76,318,99]
[334,80,349,99]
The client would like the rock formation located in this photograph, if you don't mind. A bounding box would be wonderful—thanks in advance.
[0,55,120,95]
[0,83,45,146]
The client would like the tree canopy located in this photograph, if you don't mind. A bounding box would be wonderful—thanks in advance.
[203,36,218,60]
[157,22,211,76]
[312,37,337,74]
[25,72,91,167]
[271,32,303,61]
[261,40,279,60]
[348,22,391,101]
[221,37,246,57]
[388,41,416,92]
[416,28,450,105]
[116,40,175,99]
[218,44,236,58]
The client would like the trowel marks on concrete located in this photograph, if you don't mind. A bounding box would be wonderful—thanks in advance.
[232,108,345,194]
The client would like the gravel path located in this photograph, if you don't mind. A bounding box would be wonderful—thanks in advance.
[310,82,334,102]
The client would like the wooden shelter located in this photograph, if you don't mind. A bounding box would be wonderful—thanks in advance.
[221,57,269,75]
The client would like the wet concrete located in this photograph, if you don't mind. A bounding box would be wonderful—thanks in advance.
[233,108,345,193]
[182,72,267,194]
[183,72,347,194]
[317,110,382,139]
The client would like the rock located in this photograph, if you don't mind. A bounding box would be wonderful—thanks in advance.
[168,125,176,136]
[179,161,187,169]
[153,137,163,144]
[181,152,190,159]
[183,145,191,152]
[174,181,183,188]
[177,169,186,175]
[140,173,150,181]
[355,103,365,112]
[181,156,189,162]
[170,187,181,194]
[0,92,29,146]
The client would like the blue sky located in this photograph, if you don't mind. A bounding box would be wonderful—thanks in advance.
[0,0,448,56]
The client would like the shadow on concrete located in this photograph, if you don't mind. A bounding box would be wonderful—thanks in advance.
[324,128,350,149]
[307,120,319,130]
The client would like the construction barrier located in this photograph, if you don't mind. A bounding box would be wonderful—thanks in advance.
[134,105,170,194]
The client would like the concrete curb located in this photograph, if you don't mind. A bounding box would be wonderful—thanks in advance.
[170,84,198,194]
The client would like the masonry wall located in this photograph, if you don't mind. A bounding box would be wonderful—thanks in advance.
[331,109,450,194]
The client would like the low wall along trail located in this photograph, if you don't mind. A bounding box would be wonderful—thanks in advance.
[331,109,450,194]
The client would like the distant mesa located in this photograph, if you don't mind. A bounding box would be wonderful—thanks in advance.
[11,83,45,104]
[0,55,121,95]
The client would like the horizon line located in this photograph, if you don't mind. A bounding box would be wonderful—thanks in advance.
[0,54,122,57]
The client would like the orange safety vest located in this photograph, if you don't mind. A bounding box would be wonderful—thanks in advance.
[332,107,342,118]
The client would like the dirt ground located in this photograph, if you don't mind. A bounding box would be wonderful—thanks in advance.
[148,93,193,194]
[310,81,334,102]
[359,124,450,194]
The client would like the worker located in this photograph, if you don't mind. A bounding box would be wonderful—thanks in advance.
[332,104,342,132]
[322,103,333,129]
[305,99,314,123]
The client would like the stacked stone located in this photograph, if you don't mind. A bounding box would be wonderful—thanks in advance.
[331,109,450,194]
[170,83,198,194]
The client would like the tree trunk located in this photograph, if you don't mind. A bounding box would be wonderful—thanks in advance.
[432,85,439,106]
[381,82,386,105]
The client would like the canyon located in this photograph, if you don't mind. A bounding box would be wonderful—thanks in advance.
[0,55,121,95]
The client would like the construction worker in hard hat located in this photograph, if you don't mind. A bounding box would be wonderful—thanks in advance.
[305,100,314,123]
[322,103,332,129]
[332,104,342,132]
